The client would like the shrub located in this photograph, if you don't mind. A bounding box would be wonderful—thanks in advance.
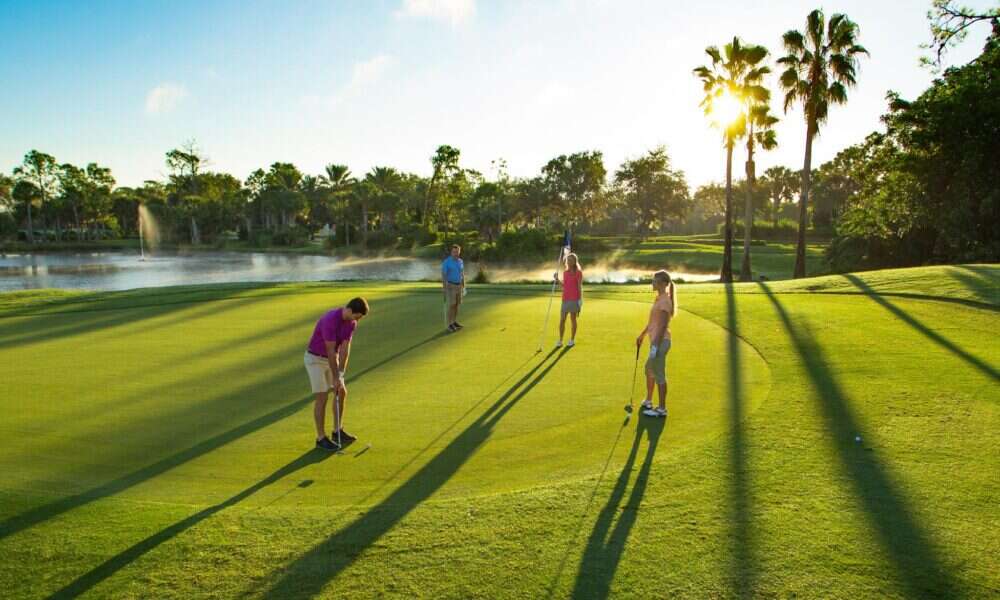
[363,229,399,249]
[271,226,310,246]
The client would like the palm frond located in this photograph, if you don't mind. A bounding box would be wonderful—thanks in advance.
[757,129,779,151]
[829,54,857,85]
[827,13,847,44]
[782,30,805,53]
[806,9,825,50]
[747,84,770,103]
[779,67,800,91]
[829,81,848,104]
[745,44,769,65]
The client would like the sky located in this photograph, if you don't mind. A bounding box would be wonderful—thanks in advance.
[0,0,994,189]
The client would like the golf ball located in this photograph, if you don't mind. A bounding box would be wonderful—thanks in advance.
[855,435,862,443]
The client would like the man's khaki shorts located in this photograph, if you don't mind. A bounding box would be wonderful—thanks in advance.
[445,282,463,306]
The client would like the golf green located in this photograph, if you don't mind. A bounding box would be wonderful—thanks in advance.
[0,265,997,598]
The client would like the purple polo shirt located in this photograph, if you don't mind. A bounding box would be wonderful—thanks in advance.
[307,308,357,357]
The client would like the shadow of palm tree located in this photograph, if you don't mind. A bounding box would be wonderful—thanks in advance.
[255,347,570,600]
[570,416,664,599]
[949,265,999,306]
[724,283,755,597]
[47,449,334,599]
[0,329,448,543]
[843,273,998,383]
[758,283,961,598]
[0,281,309,351]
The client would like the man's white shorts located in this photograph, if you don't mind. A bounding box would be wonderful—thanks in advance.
[304,351,334,394]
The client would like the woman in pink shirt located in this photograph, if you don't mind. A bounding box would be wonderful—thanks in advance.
[554,252,584,348]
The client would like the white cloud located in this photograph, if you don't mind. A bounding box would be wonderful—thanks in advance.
[328,55,396,107]
[394,0,474,27]
[145,83,188,115]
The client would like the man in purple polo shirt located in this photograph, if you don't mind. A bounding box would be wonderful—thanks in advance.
[304,297,369,450]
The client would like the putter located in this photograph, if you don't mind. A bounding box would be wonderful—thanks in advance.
[625,345,640,415]
[333,386,343,452]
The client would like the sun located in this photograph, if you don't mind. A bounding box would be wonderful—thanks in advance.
[711,90,744,127]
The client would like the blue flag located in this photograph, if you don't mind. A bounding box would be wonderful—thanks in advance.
[562,230,572,251]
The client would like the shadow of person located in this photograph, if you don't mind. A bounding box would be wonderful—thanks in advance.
[571,415,665,599]
[48,449,333,599]
[254,347,570,600]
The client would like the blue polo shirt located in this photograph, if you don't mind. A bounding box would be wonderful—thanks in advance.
[442,256,463,284]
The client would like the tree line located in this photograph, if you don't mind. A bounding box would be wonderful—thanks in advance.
[1,1,995,278]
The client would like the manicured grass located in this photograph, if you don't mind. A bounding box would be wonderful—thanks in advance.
[0,266,996,598]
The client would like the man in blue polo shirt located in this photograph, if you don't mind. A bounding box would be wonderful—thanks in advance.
[441,244,465,332]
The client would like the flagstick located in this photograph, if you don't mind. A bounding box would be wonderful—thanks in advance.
[537,244,567,352]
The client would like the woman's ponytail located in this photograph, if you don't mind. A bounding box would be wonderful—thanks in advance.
[668,280,677,317]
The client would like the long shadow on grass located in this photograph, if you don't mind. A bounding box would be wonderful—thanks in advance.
[949,265,999,306]
[49,292,439,428]
[0,292,273,352]
[10,294,443,474]
[0,330,447,543]
[724,283,755,597]
[570,415,664,599]
[844,274,999,383]
[48,449,333,600]
[759,283,960,598]
[544,416,630,599]
[256,347,569,600]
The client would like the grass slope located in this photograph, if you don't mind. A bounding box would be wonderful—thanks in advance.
[612,235,829,280]
[0,265,997,599]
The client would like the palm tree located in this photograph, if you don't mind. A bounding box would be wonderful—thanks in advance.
[778,9,867,278]
[694,38,769,283]
[366,166,403,231]
[321,164,355,245]
[740,103,779,281]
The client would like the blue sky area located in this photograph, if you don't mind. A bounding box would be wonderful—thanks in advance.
[1,0,994,187]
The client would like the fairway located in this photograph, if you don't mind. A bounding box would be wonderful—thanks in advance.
[1,266,997,598]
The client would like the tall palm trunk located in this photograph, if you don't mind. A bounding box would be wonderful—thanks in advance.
[740,129,756,282]
[794,121,815,278]
[721,140,734,283]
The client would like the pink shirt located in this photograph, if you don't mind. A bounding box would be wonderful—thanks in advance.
[307,308,356,357]
[562,269,583,301]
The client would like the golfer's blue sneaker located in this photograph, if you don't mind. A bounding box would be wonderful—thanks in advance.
[316,436,340,451]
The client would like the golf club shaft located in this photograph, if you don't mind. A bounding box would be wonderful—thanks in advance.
[629,345,640,410]
[334,387,342,447]
[536,246,566,349]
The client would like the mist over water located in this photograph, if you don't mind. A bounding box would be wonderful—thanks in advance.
[0,252,717,292]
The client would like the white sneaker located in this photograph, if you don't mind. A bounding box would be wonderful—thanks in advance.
[640,399,653,411]
[555,340,563,348]
[567,339,575,347]
[643,407,667,418]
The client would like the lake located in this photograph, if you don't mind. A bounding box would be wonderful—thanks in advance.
[0,251,718,292]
